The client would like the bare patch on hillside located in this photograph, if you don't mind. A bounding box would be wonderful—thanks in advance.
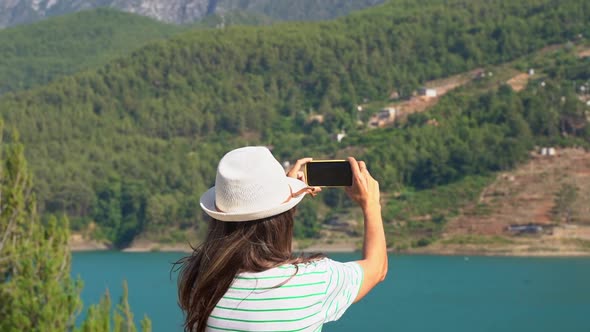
[506,73,532,92]
[578,47,590,58]
[446,148,590,238]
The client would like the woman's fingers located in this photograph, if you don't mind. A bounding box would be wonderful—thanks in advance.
[358,161,367,173]
[346,157,370,204]
[345,157,380,209]
[287,157,313,178]
[309,186,322,197]
[294,157,313,169]
[296,171,305,181]
[348,157,363,181]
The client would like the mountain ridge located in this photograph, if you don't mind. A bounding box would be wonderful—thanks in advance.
[0,0,385,28]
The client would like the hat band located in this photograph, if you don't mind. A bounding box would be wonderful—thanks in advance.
[283,186,318,203]
[214,185,316,213]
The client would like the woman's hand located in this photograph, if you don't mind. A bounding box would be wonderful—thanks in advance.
[287,158,321,197]
[345,157,380,210]
[286,157,312,181]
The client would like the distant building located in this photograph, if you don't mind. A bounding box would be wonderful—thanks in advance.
[426,118,440,127]
[528,68,535,76]
[334,130,347,143]
[389,91,400,100]
[475,70,493,80]
[540,147,557,156]
[369,108,398,128]
[418,87,437,97]
[475,70,486,80]
[378,108,398,121]
[507,224,543,234]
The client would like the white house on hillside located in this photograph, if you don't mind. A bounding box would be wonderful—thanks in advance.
[378,107,398,121]
[418,87,437,97]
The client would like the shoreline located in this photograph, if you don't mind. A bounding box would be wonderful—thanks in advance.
[397,249,590,257]
[69,242,590,257]
[70,230,590,257]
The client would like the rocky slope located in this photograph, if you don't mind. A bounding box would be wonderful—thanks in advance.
[0,0,385,28]
[0,0,212,27]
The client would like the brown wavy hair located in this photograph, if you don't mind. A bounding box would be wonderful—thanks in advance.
[175,207,323,332]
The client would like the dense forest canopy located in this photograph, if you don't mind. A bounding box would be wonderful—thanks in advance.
[0,8,183,94]
[0,0,588,247]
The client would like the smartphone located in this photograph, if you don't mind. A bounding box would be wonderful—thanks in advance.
[305,160,352,187]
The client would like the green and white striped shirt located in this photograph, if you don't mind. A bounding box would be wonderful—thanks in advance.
[206,258,364,332]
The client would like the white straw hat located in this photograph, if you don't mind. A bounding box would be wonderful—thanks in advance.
[200,146,308,222]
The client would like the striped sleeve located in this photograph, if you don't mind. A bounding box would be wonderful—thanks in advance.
[320,258,364,323]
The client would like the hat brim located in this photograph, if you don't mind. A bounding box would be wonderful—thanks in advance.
[200,177,308,222]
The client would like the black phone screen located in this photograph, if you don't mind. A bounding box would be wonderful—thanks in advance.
[305,161,352,187]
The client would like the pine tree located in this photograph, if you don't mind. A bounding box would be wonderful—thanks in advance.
[0,123,151,331]
[79,281,152,332]
[0,126,82,331]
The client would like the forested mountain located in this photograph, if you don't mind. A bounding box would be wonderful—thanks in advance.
[0,0,588,247]
[0,0,384,29]
[0,8,183,94]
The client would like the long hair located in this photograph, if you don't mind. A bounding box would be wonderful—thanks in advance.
[175,207,323,332]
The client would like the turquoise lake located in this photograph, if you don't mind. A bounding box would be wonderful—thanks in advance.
[72,252,590,331]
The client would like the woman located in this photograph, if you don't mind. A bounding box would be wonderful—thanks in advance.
[177,146,387,332]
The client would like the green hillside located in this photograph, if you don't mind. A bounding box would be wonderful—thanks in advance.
[0,0,588,247]
[0,8,183,94]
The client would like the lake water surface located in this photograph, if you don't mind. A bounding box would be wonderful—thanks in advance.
[72,252,590,332]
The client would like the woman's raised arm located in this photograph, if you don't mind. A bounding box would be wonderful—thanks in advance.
[345,157,388,302]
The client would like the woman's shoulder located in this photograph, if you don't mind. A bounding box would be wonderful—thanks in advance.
[235,258,330,278]
[235,257,358,280]
[277,257,359,275]
[267,257,326,274]
[231,258,333,291]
